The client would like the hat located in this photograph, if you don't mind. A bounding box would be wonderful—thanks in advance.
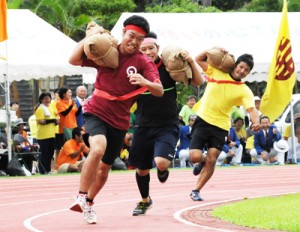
[14,118,27,127]
[161,46,192,86]
[273,139,289,153]
[206,47,235,73]
[294,113,300,119]
[254,96,261,101]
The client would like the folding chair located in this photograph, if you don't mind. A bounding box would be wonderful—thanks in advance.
[13,134,45,174]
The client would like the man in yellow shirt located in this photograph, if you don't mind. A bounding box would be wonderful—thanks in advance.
[56,127,89,173]
[189,48,260,201]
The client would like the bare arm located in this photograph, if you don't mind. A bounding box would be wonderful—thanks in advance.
[128,73,164,97]
[195,50,208,72]
[247,107,261,132]
[69,24,105,66]
[69,39,85,66]
[180,50,205,86]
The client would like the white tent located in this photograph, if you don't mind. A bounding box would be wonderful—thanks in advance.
[0,9,96,162]
[110,12,300,83]
[0,9,96,82]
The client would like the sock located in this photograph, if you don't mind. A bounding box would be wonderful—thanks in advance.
[136,172,150,199]
[86,197,94,204]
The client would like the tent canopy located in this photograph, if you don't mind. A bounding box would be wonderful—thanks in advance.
[0,9,96,82]
[111,12,300,83]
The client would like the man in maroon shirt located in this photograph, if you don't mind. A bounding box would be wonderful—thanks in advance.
[68,15,163,224]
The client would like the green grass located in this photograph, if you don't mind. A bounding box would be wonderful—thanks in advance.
[212,193,300,232]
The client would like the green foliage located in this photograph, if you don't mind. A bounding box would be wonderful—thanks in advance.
[145,0,202,12]
[241,0,281,12]
[212,0,251,11]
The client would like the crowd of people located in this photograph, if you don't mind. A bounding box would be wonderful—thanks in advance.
[0,14,298,225]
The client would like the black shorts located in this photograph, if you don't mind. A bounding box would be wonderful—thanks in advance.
[129,124,179,170]
[189,117,228,151]
[84,113,127,165]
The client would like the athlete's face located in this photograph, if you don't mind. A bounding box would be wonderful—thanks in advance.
[232,62,251,80]
[121,30,145,55]
[139,42,159,62]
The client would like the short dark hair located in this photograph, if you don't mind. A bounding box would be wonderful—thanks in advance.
[72,127,83,139]
[145,31,157,39]
[54,88,60,94]
[260,115,270,123]
[234,117,244,124]
[123,15,150,35]
[58,87,70,99]
[10,101,19,107]
[236,54,254,71]
[187,95,196,101]
[38,92,52,103]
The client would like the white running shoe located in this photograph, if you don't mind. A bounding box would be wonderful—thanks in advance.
[84,202,97,224]
[70,194,87,213]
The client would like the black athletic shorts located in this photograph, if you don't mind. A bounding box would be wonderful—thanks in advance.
[84,113,127,165]
[129,124,179,170]
[189,116,228,151]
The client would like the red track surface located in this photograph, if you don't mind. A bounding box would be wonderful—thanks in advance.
[0,165,299,232]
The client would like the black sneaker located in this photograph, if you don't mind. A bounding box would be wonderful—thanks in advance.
[193,162,204,176]
[132,197,153,216]
[157,169,169,183]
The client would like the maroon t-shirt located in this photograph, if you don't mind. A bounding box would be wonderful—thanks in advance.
[83,49,159,130]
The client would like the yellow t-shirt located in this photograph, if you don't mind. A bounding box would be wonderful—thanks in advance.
[35,105,57,140]
[245,135,254,150]
[50,100,59,134]
[28,114,37,139]
[283,124,291,139]
[196,65,254,131]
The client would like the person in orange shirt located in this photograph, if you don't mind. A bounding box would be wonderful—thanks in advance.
[56,127,89,173]
[56,87,78,142]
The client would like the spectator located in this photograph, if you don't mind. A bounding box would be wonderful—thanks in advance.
[250,116,282,165]
[56,87,78,141]
[216,127,243,166]
[51,88,62,169]
[10,101,20,118]
[56,127,89,173]
[35,92,58,174]
[179,95,197,125]
[177,114,197,168]
[75,85,88,128]
[28,105,39,174]
[13,118,34,173]
[287,125,300,163]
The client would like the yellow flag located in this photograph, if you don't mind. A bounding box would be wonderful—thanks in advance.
[260,0,296,123]
[0,0,8,42]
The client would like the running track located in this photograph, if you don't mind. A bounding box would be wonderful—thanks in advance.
[0,165,299,232]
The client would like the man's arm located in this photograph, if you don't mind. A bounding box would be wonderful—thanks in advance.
[69,25,105,66]
[246,107,260,132]
[128,73,164,97]
[180,50,205,86]
[195,50,208,72]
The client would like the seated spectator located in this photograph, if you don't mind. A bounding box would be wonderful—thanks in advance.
[216,126,243,166]
[250,116,282,165]
[179,95,196,125]
[176,114,196,168]
[282,113,300,140]
[56,127,89,173]
[13,118,35,173]
[287,125,300,163]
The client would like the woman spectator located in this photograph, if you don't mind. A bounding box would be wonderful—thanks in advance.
[35,92,59,174]
[56,87,78,142]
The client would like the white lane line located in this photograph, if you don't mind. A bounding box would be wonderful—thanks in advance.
[173,191,298,232]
